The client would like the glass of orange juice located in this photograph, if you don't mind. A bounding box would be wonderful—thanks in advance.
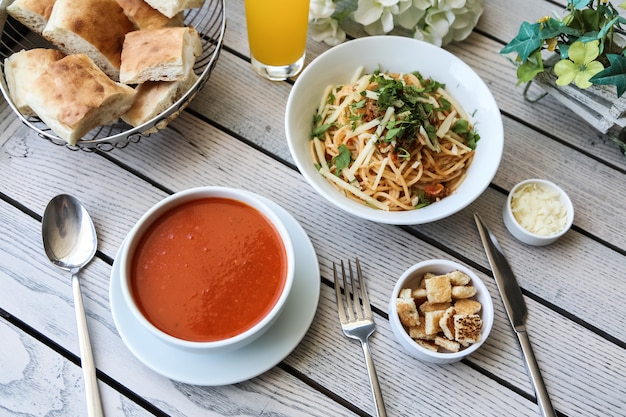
[244,0,310,81]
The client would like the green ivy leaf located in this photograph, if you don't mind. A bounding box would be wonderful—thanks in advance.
[500,21,543,62]
[517,50,545,83]
[577,17,621,46]
[570,0,591,10]
[580,8,602,30]
[598,16,621,39]
[540,17,581,39]
[589,53,626,97]
[560,43,571,59]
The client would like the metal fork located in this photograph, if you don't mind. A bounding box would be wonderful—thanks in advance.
[333,258,387,417]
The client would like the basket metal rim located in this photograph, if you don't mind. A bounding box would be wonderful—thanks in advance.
[0,0,226,151]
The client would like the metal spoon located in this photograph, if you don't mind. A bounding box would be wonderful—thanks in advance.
[42,194,103,417]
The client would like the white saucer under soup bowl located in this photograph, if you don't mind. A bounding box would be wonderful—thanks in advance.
[109,193,320,385]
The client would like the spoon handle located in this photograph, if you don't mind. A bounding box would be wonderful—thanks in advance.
[72,274,104,417]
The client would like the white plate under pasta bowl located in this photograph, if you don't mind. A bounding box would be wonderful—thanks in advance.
[285,36,503,225]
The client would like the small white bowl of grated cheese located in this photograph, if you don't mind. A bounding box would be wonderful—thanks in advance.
[503,179,574,246]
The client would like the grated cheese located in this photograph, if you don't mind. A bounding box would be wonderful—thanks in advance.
[510,183,567,236]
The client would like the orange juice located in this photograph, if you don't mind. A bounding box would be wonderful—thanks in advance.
[244,0,309,66]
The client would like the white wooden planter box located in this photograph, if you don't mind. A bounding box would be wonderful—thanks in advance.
[525,55,626,154]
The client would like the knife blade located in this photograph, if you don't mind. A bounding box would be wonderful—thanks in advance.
[473,213,557,417]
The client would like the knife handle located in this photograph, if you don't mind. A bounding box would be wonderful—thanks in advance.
[517,329,557,417]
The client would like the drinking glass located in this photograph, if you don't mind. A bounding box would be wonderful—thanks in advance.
[244,0,310,81]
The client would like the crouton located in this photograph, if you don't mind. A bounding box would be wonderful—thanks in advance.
[422,272,435,284]
[399,288,412,299]
[447,270,471,286]
[415,339,439,352]
[439,306,456,340]
[454,314,482,346]
[419,301,451,313]
[435,336,460,352]
[452,285,477,299]
[425,275,452,303]
[454,299,482,315]
[424,310,445,335]
[412,287,427,304]
[408,321,434,340]
[396,297,420,327]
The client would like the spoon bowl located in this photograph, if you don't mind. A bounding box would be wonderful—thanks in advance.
[43,194,98,271]
[42,194,103,417]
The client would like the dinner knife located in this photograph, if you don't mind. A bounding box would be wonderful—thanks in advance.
[473,213,557,417]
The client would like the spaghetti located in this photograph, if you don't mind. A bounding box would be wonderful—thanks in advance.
[310,68,480,211]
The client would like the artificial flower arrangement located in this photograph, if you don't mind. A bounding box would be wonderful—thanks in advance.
[501,0,626,97]
[308,0,485,48]
[501,0,626,155]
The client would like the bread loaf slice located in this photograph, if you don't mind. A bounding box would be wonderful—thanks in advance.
[29,54,137,145]
[42,0,135,80]
[143,0,204,18]
[116,0,184,30]
[4,48,65,116]
[122,72,198,128]
[119,26,201,84]
[6,0,56,34]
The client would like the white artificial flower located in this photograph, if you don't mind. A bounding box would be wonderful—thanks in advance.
[307,0,484,47]
[413,0,435,9]
[395,5,427,31]
[438,0,467,10]
[442,0,484,44]
[361,7,396,34]
[309,17,347,46]
[446,8,477,42]
[353,0,399,27]
[425,9,455,39]
[414,26,441,47]
[396,0,414,14]
[309,0,337,19]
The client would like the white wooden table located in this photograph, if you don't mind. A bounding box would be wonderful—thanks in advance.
[1,1,625,416]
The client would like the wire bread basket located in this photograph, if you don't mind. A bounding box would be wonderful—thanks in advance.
[0,0,226,152]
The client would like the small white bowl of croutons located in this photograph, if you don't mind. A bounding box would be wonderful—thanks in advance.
[388,259,494,364]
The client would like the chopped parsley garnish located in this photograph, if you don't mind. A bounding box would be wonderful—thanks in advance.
[437,97,451,111]
[452,119,480,149]
[355,71,465,154]
[312,122,332,138]
[332,144,352,175]
[413,189,431,209]
[396,147,411,159]
[351,99,366,110]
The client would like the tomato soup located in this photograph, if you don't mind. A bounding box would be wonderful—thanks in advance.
[131,197,288,342]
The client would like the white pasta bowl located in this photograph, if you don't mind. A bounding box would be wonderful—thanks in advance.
[285,36,503,225]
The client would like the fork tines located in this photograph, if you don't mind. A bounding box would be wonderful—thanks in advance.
[333,258,373,323]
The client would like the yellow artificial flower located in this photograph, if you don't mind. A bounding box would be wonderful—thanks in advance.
[546,37,558,52]
[554,41,605,89]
